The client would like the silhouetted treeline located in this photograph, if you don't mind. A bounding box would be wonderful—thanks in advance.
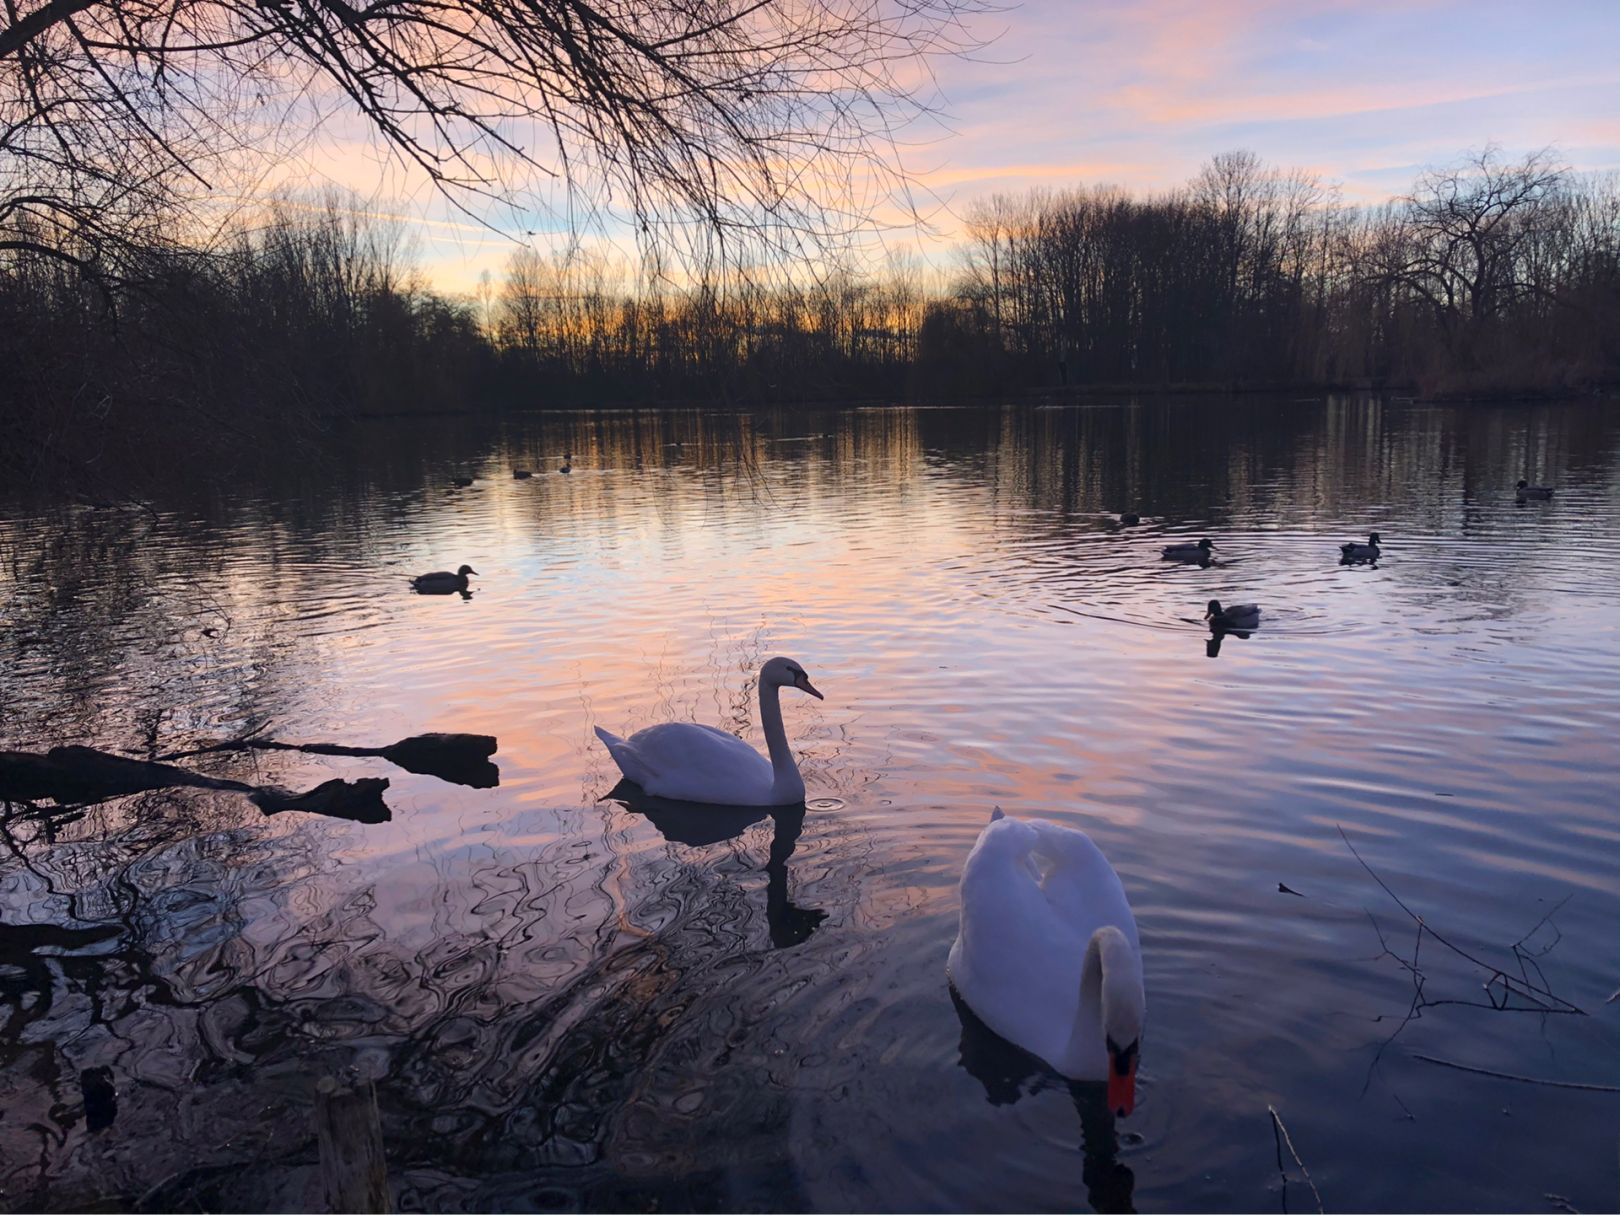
[4,150,1618,489]
[936,149,1620,399]
[2,197,490,485]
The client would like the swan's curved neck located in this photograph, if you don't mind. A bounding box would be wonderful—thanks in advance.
[1075,930,1108,1045]
[758,680,803,799]
[1070,927,1139,1066]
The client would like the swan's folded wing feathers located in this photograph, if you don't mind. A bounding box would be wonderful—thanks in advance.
[1026,820,1140,949]
[952,817,1087,1066]
[601,721,774,803]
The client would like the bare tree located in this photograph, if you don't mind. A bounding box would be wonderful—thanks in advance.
[1366,146,1567,339]
[2,0,982,280]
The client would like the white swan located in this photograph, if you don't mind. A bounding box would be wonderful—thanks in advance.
[593,657,823,806]
[948,808,1145,1116]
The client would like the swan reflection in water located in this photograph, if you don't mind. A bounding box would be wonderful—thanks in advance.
[603,781,828,949]
[949,987,1137,1214]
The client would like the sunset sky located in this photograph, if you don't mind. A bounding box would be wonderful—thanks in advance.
[298,0,1620,293]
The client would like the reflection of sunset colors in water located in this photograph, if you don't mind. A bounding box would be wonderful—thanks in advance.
[2,397,1618,1211]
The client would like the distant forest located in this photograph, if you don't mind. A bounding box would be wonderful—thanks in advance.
[4,147,1618,485]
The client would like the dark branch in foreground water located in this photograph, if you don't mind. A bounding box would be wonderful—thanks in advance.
[1410,1055,1620,1093]
[1339,824,1584,1016]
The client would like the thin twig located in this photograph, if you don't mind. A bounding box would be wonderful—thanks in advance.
[1411,1054,1620,1092]
[1267,1104,1324,1214]
[1338,825,1583,1015]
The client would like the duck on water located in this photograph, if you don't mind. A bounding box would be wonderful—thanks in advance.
[1205,599,1261,630]
[1340,531,1381,560]
[411,565,477,594]
[1162,538,1213,562]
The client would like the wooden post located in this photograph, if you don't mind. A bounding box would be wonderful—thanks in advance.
[314,1076,391,1214]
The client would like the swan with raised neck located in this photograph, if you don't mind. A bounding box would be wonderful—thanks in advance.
[594,657,823,806]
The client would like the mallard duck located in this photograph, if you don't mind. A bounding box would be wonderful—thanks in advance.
[513,469,533,480]
[411,564,477,593]
[1340,531,1381,559]
[451,476,474,488]
[558,454,573,474]
[1162,537,1213,561]
[1120,513,1141,525]
[1516,479,1553,500]
[1205,599,1260,629]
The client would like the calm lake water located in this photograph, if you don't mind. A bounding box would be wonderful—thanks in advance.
[2,397,1618,1213]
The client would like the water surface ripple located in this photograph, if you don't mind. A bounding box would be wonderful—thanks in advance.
[1,397,1617,1212]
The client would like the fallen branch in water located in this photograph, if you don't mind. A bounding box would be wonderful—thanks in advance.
[0,746,391,824]
[1411,1054,1620,1093]
[1267,1104,1324,1214]
[1339,825,1583,1017]
[157,732,498,788]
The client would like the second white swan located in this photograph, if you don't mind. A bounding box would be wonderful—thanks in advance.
[594,656,823,806]
[948,808,1145,1116]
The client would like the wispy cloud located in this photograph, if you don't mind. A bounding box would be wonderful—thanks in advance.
[245,0,1620,289]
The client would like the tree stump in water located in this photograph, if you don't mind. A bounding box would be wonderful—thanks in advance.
[314,1075,390,1213]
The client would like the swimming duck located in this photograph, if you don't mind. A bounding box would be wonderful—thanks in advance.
[451,477,474,488]
[1120,513,1141,525]
[1205,599,1260,629]
[1161,538,1213,561]
[1340,531,1381,559]
[559,454,573,474]
[513,469,533,480]
[1516,479,1553,500]
[411,564,477,593]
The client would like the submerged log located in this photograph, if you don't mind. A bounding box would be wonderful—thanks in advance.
[0,746,392,823]
[375,733,498,787]
[160,732,499,788]
[0,746,252,802]
[314,1075,391,1213]
[253,778,391,824]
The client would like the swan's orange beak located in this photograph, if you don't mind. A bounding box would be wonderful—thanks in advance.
[1107,1055,1137,1118]
[795,673,824,700]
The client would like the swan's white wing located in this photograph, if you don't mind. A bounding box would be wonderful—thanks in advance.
[950,817,1086,1069]
[596,721,774,805]
[1024,820,1140,951]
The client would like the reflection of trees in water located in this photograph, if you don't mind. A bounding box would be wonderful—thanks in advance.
[969,396,1620,530]
[0,785,860,1210]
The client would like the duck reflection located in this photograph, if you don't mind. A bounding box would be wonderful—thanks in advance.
[1204,627,1253,658]
[603,781,828,949]
[950,987,1137,1214]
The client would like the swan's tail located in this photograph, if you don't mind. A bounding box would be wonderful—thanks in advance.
[593,725,649,786]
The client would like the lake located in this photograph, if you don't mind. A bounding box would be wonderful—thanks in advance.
[2,396,1617,1213]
